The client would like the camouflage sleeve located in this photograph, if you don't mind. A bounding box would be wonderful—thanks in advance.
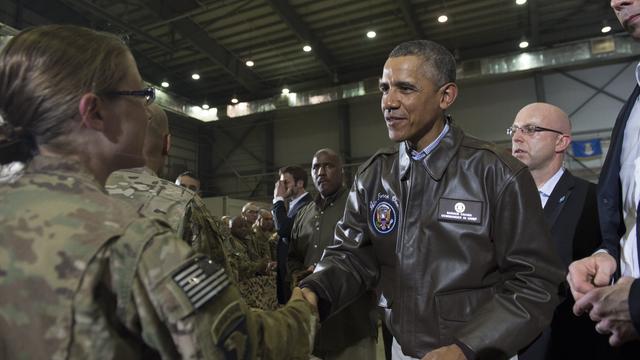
[116,218,315,359]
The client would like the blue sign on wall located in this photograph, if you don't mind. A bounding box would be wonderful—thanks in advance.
[572,139,602,158]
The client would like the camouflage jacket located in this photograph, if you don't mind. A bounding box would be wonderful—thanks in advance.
[252,226,276,261]
[105,168,231,276]
[0,156,315,359]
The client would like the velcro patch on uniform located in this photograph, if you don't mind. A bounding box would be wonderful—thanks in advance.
[172,256,230,309]
[437,198,482,224]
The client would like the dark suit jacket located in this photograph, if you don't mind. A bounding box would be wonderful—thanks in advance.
[272,192,312,303]
[598,85,640,333]
[520,170,608,360]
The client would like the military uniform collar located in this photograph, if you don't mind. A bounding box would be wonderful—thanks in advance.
[125,166,158,177]
[399,121,463,181]
[26,155,101,189]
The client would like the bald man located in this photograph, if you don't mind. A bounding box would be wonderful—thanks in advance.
[510,103,608,359]
[105,105,232,273]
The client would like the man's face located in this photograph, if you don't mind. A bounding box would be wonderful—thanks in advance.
[312,152,342,197]
[380,55,451,151]
[511,113,562,172]
[242,205,259,224]
[178,175,200,192]
[280,172,299,199]
[259,213,274,231]
[612,0,640,40]
[231,217,251,239]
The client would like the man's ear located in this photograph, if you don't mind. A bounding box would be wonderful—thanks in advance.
[295,180,304,190]
[440,82,458,110]
[78,93,104,131]
[556,134,572,153]
[162,133,171,156]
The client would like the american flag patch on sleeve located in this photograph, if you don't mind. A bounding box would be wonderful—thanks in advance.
[172,256,231,309]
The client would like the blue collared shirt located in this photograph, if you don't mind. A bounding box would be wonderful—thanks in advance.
[409,122,450,161]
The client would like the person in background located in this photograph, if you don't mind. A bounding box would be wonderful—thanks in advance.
[568,0,640,353]
[272,165,311,304]
[509,103,609,359]
[175,170,201,194]
[289,148,377,360]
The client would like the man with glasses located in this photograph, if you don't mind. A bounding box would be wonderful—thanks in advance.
[510,103,608,360]
[299,40,564,360]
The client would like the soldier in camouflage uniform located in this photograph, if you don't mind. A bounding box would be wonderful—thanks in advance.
[0,24,315,359]
[253,208,277,261]
[229,216,279,311]
[105,105,231,276]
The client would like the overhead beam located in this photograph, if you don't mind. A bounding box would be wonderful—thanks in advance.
[142,0,264,93]
[59,0,174,53]
[171,19,264,93]
[266,0,337,81]
[397,0,425,39]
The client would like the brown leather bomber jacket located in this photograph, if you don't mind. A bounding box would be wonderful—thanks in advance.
[301,123,565,359]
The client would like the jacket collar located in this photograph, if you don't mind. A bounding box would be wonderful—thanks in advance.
[314,185,347,209]
[399,122,463,181]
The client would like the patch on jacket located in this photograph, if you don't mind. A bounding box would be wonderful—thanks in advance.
[172,256,230,309]
[437,198,482,224]
[370,193,399,234]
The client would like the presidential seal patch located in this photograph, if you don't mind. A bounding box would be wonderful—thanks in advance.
[370,195,398,235]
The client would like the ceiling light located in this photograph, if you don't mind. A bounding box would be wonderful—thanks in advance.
[191,73,200,80]
[302,45,312,52]
[601,25,612,33]
[438,15,448,23]
[231,97,239,104]
[161,81,169,88]
[519,39,529,49]
[245,60,255,67]
[282,87,290,95]
[202,104,210,110]
[366,30,376,38]
[515,0,527,5]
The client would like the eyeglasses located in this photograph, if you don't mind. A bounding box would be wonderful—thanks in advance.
[103,87,156,105]
[506,124,564,137]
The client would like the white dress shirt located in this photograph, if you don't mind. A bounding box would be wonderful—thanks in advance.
[618,63,640,278]
[538,168,565,208]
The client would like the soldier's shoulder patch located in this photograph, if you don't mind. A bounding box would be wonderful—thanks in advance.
[172,256,230,309]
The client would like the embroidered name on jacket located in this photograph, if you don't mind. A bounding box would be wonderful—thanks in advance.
[437,198,482,224]
[173,256,230,309]
[370,193,399,234]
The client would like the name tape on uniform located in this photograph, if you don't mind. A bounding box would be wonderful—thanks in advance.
[437,198,482,225]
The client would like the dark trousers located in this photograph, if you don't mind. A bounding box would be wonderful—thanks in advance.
[276,238,291,304]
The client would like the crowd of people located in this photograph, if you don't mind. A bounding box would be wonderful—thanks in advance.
[2,1,640,359]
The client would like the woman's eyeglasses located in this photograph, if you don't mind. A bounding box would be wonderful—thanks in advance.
[103,87,156,106]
